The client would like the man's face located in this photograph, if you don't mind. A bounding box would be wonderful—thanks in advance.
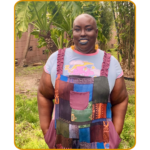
[73,15,98,53]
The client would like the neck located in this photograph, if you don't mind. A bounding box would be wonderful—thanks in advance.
[74,45,96,54]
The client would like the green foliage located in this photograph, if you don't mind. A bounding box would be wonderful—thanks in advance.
[15,94,48,149]
[128,94,135,104]
[15,95,38,124]
[118,95,135,149]
[15,1,32,32]
[37,37,47,48]
[51,28,62,49]
[99,2,113,41]
[111,1,135,67]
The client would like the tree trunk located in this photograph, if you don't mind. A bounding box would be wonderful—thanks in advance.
[128,2,132,70]
[111,2,120,62]
[19,24,32,67]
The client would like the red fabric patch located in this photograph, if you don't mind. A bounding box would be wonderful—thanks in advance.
[56,134,73,148]
[90,123,103,142]
[92,103,107,120]
[59,80,74,101]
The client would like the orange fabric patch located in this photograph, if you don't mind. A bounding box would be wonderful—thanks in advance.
[92,103,107,120]
[103,121,109,143]
[55,74,60,104]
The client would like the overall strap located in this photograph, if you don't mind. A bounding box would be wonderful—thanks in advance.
[57,48,66,75]
[100,52,111,77]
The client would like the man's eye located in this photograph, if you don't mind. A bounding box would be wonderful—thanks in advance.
[86,28,92,31]
[75,29,80,31]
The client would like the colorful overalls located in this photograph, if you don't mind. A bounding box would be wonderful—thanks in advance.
[44,49,121,149]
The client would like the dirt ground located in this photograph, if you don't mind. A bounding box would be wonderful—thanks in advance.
[15,65,135,97]
[15,66,43,96]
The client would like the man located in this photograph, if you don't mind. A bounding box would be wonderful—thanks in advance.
[37,14,128,149]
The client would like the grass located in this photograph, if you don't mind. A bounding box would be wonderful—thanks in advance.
[118,95,135,149]
[15,65,44,76]
[15,94,49,149]
[108,48,122,62]
[15,93,135,149]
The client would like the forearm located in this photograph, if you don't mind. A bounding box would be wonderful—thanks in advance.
[37,91,54,136]
[111,96,128,135]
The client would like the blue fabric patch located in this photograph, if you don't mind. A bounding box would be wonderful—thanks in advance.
[79,127,90,143]
[74,84,93,101]
[106,102,112,118]
[92,118,106,123]
[97,142,104,149]
[55,104,59,129]
[60,75,68,82]
[105,143,109,149]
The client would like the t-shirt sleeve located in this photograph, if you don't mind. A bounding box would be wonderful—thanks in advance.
[112,56,123,79]
[44,51,58,75]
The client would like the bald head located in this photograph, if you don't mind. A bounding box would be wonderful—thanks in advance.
[73,14,97,28]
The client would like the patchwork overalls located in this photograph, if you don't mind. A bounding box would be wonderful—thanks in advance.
[44,48,121,149]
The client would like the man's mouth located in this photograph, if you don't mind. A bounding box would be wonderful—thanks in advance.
[79,39,88,45]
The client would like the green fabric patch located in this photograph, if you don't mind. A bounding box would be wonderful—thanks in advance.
[71,102,92,122]
[56,119,69,138]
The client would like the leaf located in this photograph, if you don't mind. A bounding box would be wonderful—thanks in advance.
[15,1,32,32]
[31,30,40,36]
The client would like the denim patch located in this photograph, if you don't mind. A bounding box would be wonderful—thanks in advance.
[60,75,68,82]
[79,127,90,143]
[97,142,104,148]
[92,118,106,123]
[106,102,112,118]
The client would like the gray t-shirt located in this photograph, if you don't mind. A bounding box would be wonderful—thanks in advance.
[44,47,123,93]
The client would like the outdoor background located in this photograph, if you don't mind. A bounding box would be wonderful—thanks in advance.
[15,1,135,149]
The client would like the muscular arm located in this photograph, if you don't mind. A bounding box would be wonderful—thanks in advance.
[110,76,128,135]
[37,70,54,136]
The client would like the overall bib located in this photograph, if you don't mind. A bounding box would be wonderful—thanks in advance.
[44,48,121,149]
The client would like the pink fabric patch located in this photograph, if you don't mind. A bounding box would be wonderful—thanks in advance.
[52,104,55,120]
[117,71,123,78]
[57,48,66,75]
[70,66,94,76]
[44,120,56,148]
[109,121,121,148]
[70,91,89,110]
[44,65,49,74]
[100,52,111,77]
[73,49,99,56]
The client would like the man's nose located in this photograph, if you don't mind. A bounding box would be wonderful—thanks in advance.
[81,29,86,36]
